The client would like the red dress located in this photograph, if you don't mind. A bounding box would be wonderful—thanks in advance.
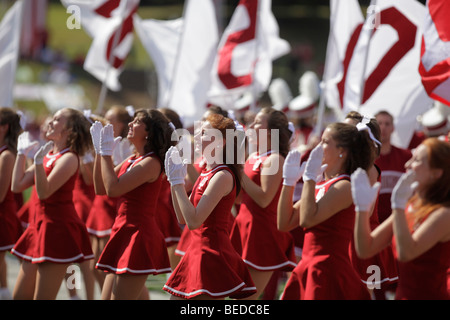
[96,152,171,275]
[85,194,117,238]
[349,165,398,297]
[155,178,182,247]
[163,165,256,299]
[0,146,22,252]
[12,149,93,263]
[72,172,95,224]
[230,151,296,271]
[393,207,450,300]
[282,175,371,300]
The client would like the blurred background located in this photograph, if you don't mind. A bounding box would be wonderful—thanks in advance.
[0,0,405,123]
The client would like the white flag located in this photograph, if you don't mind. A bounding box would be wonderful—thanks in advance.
[208,0,290,110]
[419,0,450,106]
[135,0,218,128]
[62,0,140,91]
[321,0,364,117]
[343,0,433,148]
[133,16,183,109]
[0,0,23,107]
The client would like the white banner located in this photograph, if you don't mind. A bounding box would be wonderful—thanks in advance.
[0,0,23,107]
[343,0,433,148]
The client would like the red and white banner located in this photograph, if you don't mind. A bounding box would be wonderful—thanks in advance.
[322,0,364,116]
[419,0,450,106]
[62,0,140,91]
[342,0,433,148]
[135,0,218,128]
[0,0,23,107]
[208,0,290,110]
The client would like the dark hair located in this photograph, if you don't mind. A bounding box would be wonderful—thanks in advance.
[63,108,93,157]
[260,107,291,158]
[205,105,229,119]
[0,107,22,153]
[159,107,183,129]
[327,122,377,174]
[205,113,243,196]
[345,111,381,157]
[134,108,175,167]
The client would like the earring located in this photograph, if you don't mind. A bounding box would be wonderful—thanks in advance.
[339,154,343,158]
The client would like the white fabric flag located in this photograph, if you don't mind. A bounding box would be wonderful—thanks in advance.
[343,0,433,148]
[321,0,364,118]
[208,0,290,110]
[419,0,450,106]
[0,0,23,107]
[133,16,183,109]
[61,0,140,91]
[135,0,218,128]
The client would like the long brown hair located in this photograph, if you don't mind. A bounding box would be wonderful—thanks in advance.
[63,108,93,157]
[134,108,176,167]
[408,138,450,227]
[260,107,292,158]
[0,107,22,153]
[327,122,377,174]
[205,113,243,195]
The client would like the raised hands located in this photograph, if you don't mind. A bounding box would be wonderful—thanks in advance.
[302,144,327,182]
[164,146,187,186]
[350,168,381,212]
[282,150,306,186]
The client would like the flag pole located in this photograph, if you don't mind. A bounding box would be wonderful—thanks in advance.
[96,0,128,115]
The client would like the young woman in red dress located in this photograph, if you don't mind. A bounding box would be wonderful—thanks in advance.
[163,113,256,300]
[91,109,173,300]
[11,108,94,300]
[278,122,374,300]
[352,137,450,299]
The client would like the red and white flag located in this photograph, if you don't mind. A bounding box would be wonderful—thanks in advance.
[0,0,23,107]
[62,0,140,91]
[134,0,218,128]
[343,0,432,148]
[208,0,290,110]
[419,0,450,106]
[322,0,365,117]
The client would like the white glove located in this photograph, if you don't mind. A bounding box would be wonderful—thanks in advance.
[34,141,54,165]
[99,124,115,156]
[351,168,381,212]
[113,138,133,166]
[90,121,103,154]
[282,150,306,186]
[164,146,187,186]
[17,132,39,158]
[303,144,327,182]
[82,151,94,164]
[391,170,417,210]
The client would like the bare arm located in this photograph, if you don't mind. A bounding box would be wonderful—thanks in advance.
[277,185,300,232]
[242,154,284,208]
[0,151,15,202]
[100,155,160,198]
[11,154,35,193]
[393,207,450,262]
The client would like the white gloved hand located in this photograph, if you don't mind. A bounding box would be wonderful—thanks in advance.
[17,132,40,158]
[303,144,326,182]
[34,141,54,165]
[282,150,306,186]
[90,121,103,154]
[164,146,187,186]
[391,170,417,210]
[99,124,115,156]
[351,168,381,212]
[113,138,133,166]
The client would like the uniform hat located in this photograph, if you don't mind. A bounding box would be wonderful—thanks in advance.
[268,78,292,112]
[420,101,450,137]
[289,71,320,118]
